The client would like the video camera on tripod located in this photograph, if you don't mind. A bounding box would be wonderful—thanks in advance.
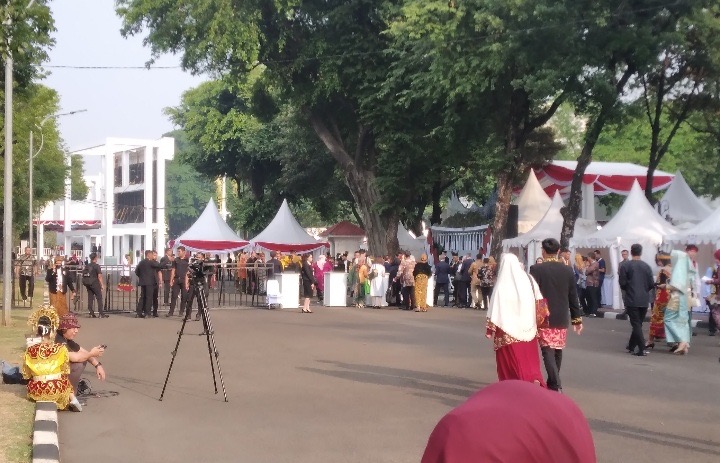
[188,257,213,285]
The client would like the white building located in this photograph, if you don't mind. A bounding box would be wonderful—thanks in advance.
[36,137,175,263]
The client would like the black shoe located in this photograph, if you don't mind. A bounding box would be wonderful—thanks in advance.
[100,314,109,318]
[136,314,145,318]
[90,313,97,318]
[165,313,173,317]
[709,332,716,337]
[152,314,159,318]
[634,351,649,356]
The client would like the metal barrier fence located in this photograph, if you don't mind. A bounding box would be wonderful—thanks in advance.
[6,262,277,313]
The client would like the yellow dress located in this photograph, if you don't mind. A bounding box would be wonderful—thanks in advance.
[22,342,73,409]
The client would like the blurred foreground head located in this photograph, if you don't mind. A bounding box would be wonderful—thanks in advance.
[421,380,596,463]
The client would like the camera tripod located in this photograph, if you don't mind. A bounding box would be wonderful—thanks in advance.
[159,279,228,402]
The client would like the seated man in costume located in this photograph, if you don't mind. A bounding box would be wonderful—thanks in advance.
[22,305,83,411]
[55,312,106,395]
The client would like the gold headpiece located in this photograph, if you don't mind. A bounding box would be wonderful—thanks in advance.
[27,305,60,332]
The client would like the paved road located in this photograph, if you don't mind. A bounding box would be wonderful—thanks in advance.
[59,306,720,463]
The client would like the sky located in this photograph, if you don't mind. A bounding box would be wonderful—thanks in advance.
[43,1,206,151]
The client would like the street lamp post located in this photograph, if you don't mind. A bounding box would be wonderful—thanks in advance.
[3,0,38,326]
[28,109,88,253]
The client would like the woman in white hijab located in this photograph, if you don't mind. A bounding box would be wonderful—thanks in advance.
[485,253,546,386]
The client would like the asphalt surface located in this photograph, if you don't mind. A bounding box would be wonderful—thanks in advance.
[59,306,720,463]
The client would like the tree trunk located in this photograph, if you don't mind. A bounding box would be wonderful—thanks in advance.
[490,171,514,260]
[430,180,443,225]
[560,109,610,247]
[308,111,399,256]
[644,162,659,205]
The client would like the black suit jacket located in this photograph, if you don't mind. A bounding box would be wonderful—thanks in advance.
[135,259,163,286]
[46,267,75,294]
[529,261,582,329]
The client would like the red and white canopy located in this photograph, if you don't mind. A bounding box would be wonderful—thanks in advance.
[33,219,102,231]
[249,199,328,253]
[175,200,249,253]
[535,161,674,198]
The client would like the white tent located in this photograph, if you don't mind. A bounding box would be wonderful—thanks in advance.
[250,199,328,252]
[513,170,552,234]
[440,191,480,221]
[397,223,428,257]
[657,170,711,225]
[175,199,249,253]
[666,205,720,246]
[503,191,597,265]
[571,181,678,309]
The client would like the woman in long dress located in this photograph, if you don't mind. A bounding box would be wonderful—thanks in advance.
[413,254,433,312]
[46,256,75,317]
[664,250,694,355]
[369,256,386,308]
[647,253,671,348]
[485,253,546,385]
[300,254,317,313]
[313,254,332,303]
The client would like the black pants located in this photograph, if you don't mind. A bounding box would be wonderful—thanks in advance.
[186,283,208,319]
[169,282,188,316]
[481,286,493,310]
[86,282,104,316]
[585,286,600,315]
[541,346,563,391]
[19,275,34,300]
[402,285,416,309]
[152,284,159,315]
[627,306,648,353]
[163,280,171,304]
[709,306,717,334]
[455,281,469,306]
[578,285,588,313]
[137,285,154,316]
[434,282,449,306]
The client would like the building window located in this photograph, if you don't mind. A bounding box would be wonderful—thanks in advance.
[114,191,144,224]
[129,149,145,185]
[114,153,122,187]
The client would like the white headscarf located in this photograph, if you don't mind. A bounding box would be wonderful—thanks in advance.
[487,253,543,342]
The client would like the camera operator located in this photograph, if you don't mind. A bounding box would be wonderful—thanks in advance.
[184,252,211,321]
[167,246,190,317]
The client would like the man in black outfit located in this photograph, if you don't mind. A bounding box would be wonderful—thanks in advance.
[457,254,473,308]
[82,253,107,318]
[135,250,163,318]
[529,238,583,392]
[167,246,190,317]
[433,257,451,307]
[618,243,655,356]
[449,252,461,306]
[159,248,173,305]
[387,253,402,306]
[268,251,283,277]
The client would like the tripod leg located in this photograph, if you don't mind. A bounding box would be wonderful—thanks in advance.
[199,286,228,402]
[159,316,189,401]
[198,287,219,394]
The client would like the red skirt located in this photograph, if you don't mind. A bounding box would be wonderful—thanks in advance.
[496,340,546,387]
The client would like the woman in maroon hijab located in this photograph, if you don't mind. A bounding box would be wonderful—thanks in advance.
[421,380,596,463]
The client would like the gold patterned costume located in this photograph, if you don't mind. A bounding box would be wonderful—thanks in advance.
[22,305,74,409]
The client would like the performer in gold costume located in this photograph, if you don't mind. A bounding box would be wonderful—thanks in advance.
[22,305,82,411]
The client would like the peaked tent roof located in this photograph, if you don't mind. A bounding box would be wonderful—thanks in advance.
[176,200,249,252]
[536,160,674,199]
[504,192,596,248]
[572,181,678,248]
[665,205,720,245]
[513,170,552,233]
[659,170,711,224]
[250,199,328,252]
[320,221,365,238]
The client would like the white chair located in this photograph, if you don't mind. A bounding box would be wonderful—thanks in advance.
[266,279,282,309]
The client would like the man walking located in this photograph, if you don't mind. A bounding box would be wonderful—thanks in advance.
[618,244,655,356]
[530,238,583,392]
[457,253,473,308]
[81,253,108,318]
[135,250,163,318]
[16,246,37,302]
[167,246,190,317]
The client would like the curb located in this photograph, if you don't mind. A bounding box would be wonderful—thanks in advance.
[598,309,709,329]
[32,401,60,463]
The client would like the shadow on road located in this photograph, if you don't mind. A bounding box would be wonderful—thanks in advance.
[299,360,485,407]
[590,418,720,457]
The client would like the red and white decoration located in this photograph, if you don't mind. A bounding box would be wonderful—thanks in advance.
[174,199,249,253]
[250,199,328,253]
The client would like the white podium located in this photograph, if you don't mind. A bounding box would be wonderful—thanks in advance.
[324,272,348,307]
[278,272,300,309]
[426,276,435,307]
